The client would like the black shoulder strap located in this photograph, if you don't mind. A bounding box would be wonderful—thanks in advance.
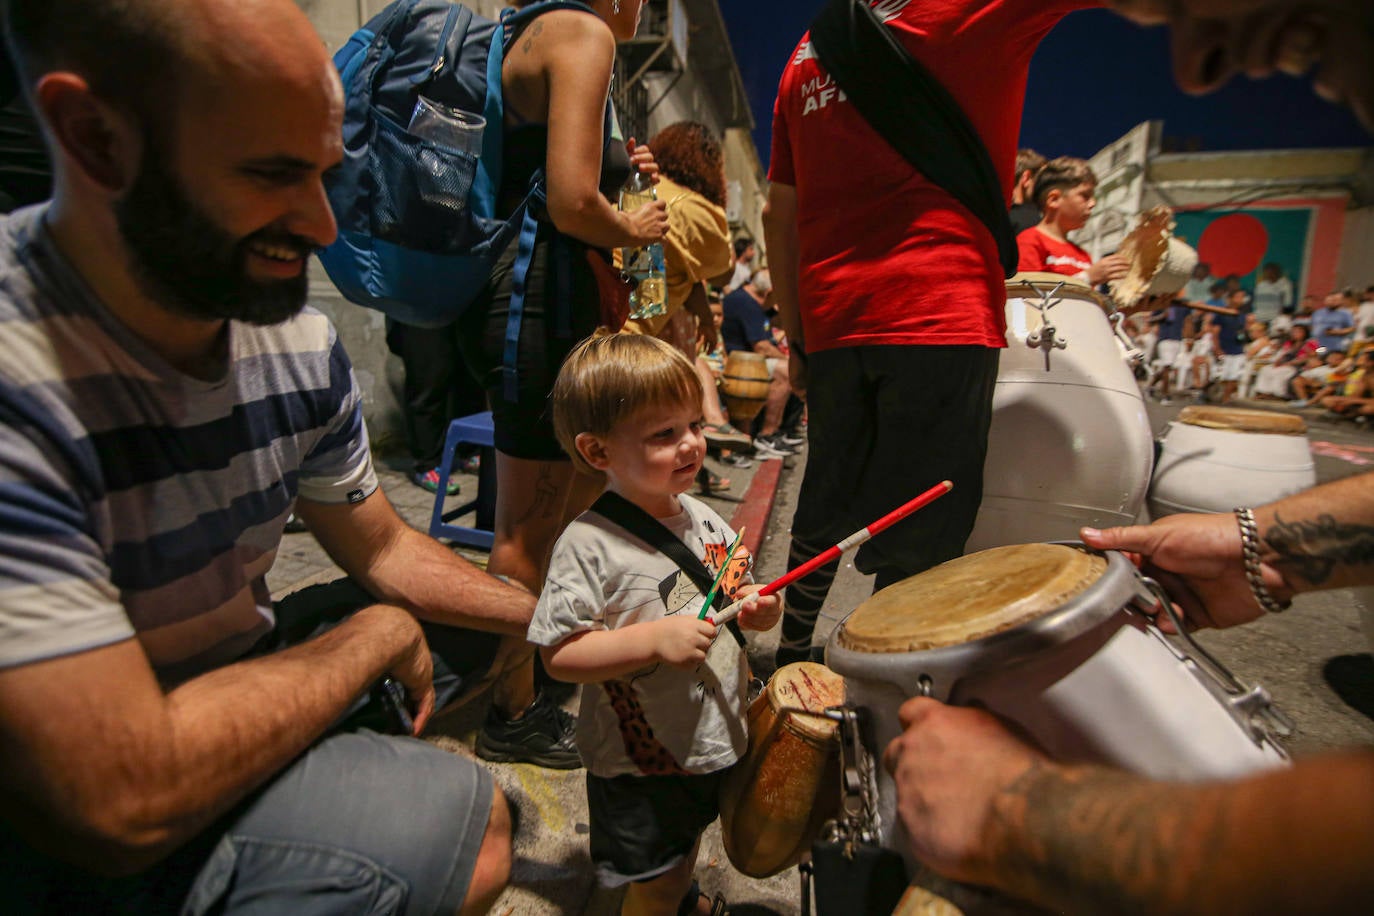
[591,491,746,646]
[808,0,1017,278]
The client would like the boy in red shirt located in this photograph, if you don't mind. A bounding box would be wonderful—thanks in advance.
[1016,157,1129,285]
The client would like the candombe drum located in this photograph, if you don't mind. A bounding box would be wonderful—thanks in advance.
[719,662,845,878]
[720,351,770,428]
[825,543,1290,854]
[966,274,1153,552]
[1149,406,1316,517]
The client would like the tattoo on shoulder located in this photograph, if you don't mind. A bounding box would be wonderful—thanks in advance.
[1264,511,1374,585]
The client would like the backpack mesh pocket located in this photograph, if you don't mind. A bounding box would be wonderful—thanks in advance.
[369,111,479,254]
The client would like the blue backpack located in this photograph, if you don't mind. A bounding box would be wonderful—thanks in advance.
[319,0,595,330]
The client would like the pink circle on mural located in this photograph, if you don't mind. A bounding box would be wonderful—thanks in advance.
[1196,213,1269,277]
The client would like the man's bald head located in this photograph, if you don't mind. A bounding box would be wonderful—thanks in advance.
[3,0,330,131]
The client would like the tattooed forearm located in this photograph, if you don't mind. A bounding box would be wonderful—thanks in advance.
[1263,511,1374,586]
[989,763,1220,915]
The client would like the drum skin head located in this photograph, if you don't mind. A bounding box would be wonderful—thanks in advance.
[836,544,1107,653]
[768,662,844,743]
[1178,405,1307,435]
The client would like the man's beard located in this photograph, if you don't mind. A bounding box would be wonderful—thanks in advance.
[115,146,316,326]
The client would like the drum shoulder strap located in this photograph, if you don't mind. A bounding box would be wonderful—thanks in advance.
[808,0,1017,278]
[590,491,746,647]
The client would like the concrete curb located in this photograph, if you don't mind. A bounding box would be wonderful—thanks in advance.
[728,456,784,562]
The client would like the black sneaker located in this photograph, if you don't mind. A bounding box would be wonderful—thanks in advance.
[475,692,582,769]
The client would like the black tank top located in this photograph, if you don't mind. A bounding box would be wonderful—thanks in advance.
[497,120,633,220]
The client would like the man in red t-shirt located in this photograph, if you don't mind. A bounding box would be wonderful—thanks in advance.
[762,0,1098,668]
[1016,156,1130,283]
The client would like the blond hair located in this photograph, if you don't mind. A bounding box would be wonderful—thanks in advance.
[552,332,703,474]
[1032,156,1097,209]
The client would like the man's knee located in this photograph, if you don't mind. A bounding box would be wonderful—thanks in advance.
[462,783,513,915]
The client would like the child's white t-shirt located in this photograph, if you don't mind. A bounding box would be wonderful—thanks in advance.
[528,494,751,778]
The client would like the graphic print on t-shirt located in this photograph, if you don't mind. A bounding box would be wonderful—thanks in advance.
[602,542,752,775]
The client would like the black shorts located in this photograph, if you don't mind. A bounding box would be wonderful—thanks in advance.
[585,768,729,887]
[456,223,601,461]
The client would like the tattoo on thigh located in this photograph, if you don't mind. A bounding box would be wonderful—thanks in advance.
[514,466,561,525]
[1264,511,1374,585]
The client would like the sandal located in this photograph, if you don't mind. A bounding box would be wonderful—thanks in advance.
[702,422,752,450]
[678,880,728,916]
[695,466,731,495]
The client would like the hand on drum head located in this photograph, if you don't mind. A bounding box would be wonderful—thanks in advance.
[1081,515,1291,630]
[882,698,1046,887]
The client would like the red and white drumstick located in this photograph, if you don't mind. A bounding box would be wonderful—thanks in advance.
[711,480,953,627]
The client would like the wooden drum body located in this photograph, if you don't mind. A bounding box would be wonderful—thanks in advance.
[968,274,1153,552]
[720,351,770,427]
[1149,406,1316,517]
[719,662,844,878]
[825,543,1289,854]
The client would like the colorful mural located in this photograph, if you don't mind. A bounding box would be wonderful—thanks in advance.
[1174,207,1313,293]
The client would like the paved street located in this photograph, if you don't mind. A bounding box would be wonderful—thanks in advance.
[269,391,1374,916]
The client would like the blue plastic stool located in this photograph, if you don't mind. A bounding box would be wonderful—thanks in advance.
[429,411,497,550]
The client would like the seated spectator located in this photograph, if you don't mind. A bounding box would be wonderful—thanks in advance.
[1253,324,1320,399]
[1311,291,1356,352]
[1356,286,1374,345]
[1318,349,1374,418]
[1147,296,1190,403]
[721,269,801,458]
[0,0,529,909]
[1173,311,1214,400]
[1181,261,1215,304]
[1016,157,1130,285]
[1293,349,1354,406]
[724,237,756,294]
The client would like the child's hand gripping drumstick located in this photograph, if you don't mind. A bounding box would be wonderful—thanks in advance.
[710,480,953,628]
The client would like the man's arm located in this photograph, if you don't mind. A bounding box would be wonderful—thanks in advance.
[297,488,534,637]
[1083,470,1374,628]
[885,699,1374,916]
[762,182,801,343]
[0,603,431,876]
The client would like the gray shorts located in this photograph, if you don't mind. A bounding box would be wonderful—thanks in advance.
[184,730,493,914]
[4,730,493,915]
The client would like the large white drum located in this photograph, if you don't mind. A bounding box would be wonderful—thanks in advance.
[968,274,1153,552]
[825,543,1290,853]
[1148,406,1316,517]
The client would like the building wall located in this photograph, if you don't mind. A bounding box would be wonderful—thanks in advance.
[1337,206,1374,292]
[295,0,765,442]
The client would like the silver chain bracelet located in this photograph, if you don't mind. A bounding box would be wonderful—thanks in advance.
[1233,507,1291,614]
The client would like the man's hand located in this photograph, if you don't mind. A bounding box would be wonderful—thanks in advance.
[732,585,781,632]
[883,698,1045,886]
[1081,514,1284,630]
[357,604,437,735]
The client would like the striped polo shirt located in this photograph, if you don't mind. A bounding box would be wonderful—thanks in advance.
[0,206,377,682]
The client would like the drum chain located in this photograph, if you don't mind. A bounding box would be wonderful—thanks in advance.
[820,706,882,853]
[1137,576,1295,750]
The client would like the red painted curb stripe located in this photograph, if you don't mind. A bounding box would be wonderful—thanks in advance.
[729,457,784,562]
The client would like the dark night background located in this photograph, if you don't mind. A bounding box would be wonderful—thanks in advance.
[719,3,1371,170]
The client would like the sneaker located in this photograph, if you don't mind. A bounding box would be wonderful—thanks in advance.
[475,692,582,769]
[755,433,799,456]
[283,512,308,534]
[775,430,806,447]
[720,452,754,469]
[1288,399,1308,408]
[1159,397,1173,406]
[752,437,792,460]
[702,422,752,450]
[411,468,461,496]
